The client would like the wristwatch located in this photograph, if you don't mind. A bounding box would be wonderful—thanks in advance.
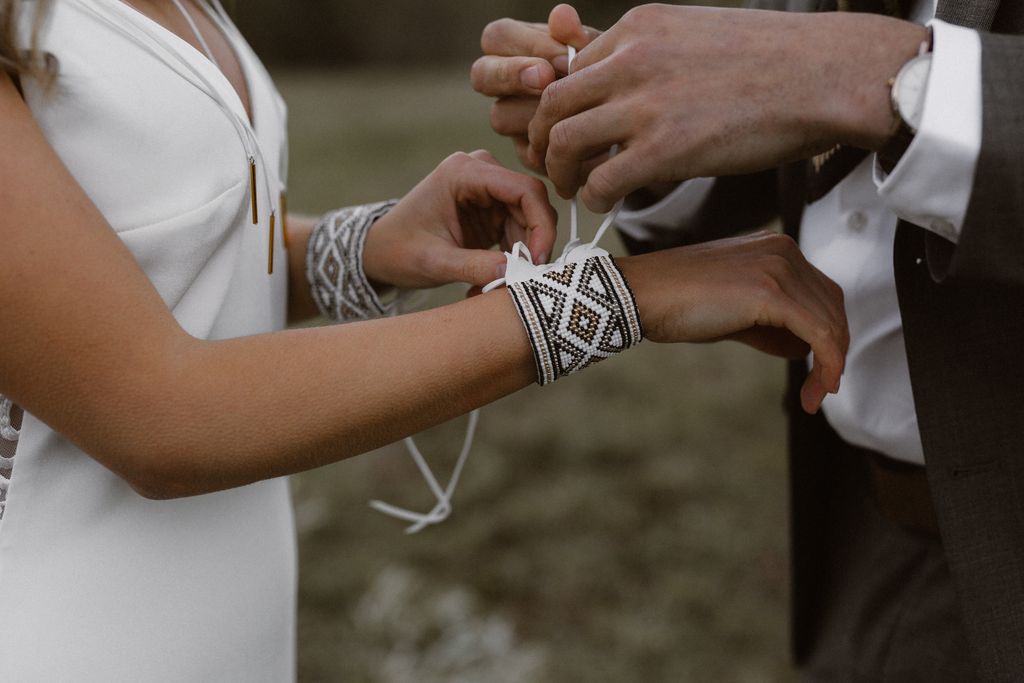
[880,34,933,168]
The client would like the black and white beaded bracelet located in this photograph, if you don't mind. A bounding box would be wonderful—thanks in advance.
[494,42,643,384]
[507,252,643,385]
[305,199,399,323]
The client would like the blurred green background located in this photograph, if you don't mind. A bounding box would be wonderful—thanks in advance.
[244,1,794,681]
[236,0,742,68]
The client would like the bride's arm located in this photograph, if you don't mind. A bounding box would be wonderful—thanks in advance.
[0,74,536,498]
[284,213,320,323]
[284,149,557,324]
[0,74,846,500]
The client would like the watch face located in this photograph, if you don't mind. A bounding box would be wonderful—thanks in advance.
[895,56,931,132]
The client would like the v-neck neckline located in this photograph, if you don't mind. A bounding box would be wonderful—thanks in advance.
[110,0,257,130]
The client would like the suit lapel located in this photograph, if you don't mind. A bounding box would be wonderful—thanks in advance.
[935,0,1000,29]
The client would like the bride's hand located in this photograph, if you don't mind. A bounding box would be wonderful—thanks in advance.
[617,232,849,414]
[362,150,557,290]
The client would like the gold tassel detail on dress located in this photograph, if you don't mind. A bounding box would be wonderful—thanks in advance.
[248,156,258,225]
[268,212,276,274]
[280,191,290,250]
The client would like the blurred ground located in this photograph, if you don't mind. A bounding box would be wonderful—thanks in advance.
[278,67,796,683]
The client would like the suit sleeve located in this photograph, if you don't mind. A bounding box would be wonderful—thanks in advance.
[925,31,1024,285]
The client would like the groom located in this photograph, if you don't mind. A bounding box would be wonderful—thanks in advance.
[474,2,1024,681]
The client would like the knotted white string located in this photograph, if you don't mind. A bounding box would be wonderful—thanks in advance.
[484,45,624,294]
[368,291,482,534]
[372,44,627,533]
[369,409,479,534]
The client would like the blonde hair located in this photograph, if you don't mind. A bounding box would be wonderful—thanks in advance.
[0,0,56,86]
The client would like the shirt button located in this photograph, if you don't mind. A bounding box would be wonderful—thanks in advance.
[931,219,955,240]
[846,211,868,232]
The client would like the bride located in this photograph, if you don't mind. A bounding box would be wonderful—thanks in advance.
[0,0,846,679]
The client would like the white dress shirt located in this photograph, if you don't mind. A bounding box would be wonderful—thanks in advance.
[616,2,982,465]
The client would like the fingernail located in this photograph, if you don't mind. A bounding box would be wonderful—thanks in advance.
[496,262,507,279]
[552,55,570,74]
[521,65,542,89]
[537,251,549,264]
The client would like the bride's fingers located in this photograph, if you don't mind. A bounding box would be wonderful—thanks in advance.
[468,149,503,166]
[503,216,529,248]
[463,153,544,255]
[453,152,557,263]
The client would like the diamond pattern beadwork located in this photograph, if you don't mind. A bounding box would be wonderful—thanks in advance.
[305,200,399,323]
[508,254,643,385]
[0,396,20,520]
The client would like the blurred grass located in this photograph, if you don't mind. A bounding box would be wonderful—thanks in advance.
[278,67,795,683]
[237,0,746,68]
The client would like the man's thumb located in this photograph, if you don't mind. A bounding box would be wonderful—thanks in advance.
[549,4,589,49]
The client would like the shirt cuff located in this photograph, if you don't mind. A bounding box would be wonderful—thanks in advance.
[615,177,715,243]
[874,19,982,244]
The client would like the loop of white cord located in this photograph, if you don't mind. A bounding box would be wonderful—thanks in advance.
[369,409,479,534]
[373,44,626,534]
[484,45,624,295]
[369,290,481,534]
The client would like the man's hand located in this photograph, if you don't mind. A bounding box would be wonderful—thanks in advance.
[529,4,929,212]
[618,231,849,414]
[471,5,600,173]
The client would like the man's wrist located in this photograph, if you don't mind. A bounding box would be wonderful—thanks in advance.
[812,13,930,153]
[879,29,934,168]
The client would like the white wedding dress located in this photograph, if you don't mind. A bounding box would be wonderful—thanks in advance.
[0,1,297,679]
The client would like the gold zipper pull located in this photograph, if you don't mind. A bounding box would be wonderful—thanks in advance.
[279,191,290,250]
[248,156,258,225]
[267,211,276,275]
